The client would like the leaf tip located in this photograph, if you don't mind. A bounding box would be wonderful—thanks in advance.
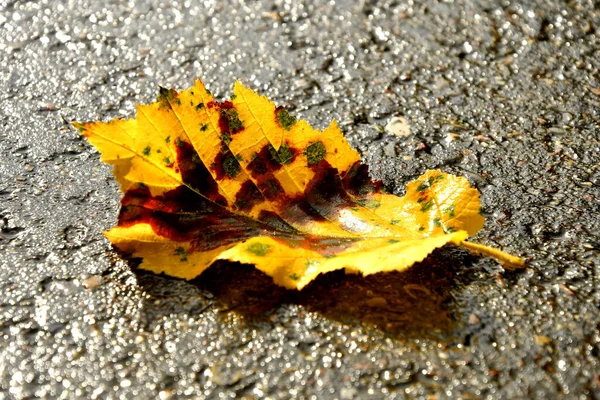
[232,79,247,97]
[157,86,179,108]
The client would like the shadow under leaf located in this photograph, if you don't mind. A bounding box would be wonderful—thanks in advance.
[134,245,479,340]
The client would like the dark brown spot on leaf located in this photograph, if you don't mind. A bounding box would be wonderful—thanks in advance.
[342,162,382,197]
[175,140,227,206]
[234,180,263,212]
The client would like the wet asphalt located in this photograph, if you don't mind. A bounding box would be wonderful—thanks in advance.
[1,0,599,398]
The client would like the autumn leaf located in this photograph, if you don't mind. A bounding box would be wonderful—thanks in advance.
[73,79,524,290]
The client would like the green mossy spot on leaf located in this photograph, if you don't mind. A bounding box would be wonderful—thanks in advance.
[205,88,212,96]
[174,247,188,262]
[247,242,270,256]
[443,205,456,218]
[289,273,300,281]
[388,239,400,244]
[142,146,151,156]
[277,144,294,164]
[222,155,240,178]
[222,109,244,133]
[420,199,434,212]
[418,226,426,231]
[305,259,320,269]
[357,199,380,209]
[165,135,171,144]
[416,181,429,192]
[164,156,172,166]
[433,218,442,227]
[156,149,162,154]
[176,137,184,148]
[200,124,208,132]
[305,141,327,164]
[269,144,294,165]
[228,110,243,132]
[443,226,456,233]
[220,133,232,145]
[195,102,205,110]
[276,108,297,131]
[391,219,401,225]
[230,94,237,100]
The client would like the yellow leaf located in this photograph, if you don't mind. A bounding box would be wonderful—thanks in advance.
[74,78,524,290]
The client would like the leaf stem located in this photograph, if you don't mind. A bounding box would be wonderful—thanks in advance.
[460,241,525,269]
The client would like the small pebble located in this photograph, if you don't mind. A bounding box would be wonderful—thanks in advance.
[82,275,102,290]
[385,117,411,137]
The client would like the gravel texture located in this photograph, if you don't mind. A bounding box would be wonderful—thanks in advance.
[1,0,599,398]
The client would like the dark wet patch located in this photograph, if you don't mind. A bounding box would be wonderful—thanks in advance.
[179,247,475,339]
